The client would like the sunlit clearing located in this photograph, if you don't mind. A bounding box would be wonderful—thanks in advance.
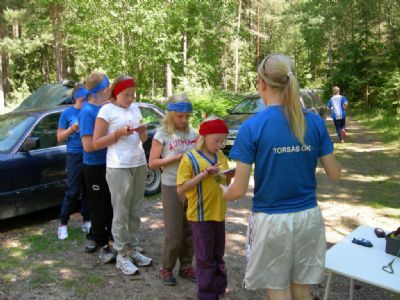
[43,260,56,266]
[226,216,248,227]
[141,217,149,222]
[345,174,390,182]
[59,268,75,280]
[149,219,164,230]
[226,233,246,243]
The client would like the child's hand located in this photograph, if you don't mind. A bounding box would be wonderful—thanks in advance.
[71,122,79,132]
[117,126,133,137]
[134,124,146,134]
[203,164,220,175]
[219,184,228,195]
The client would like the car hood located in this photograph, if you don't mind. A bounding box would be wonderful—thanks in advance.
[224,114,253,131]
[14,83,73,112]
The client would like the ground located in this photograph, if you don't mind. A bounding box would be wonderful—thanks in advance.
[0,117,399,300]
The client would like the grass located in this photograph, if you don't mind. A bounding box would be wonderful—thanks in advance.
[352,108,400,143]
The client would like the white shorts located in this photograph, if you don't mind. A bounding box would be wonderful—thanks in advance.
[243,206,326,290]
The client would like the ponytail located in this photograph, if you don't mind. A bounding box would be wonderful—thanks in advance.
[258,54,306,145]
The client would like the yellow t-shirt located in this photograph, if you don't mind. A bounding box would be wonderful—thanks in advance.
[177,149,229,222]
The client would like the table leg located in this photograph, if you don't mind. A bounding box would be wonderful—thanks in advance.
[349,278,354,300]
[324,272,333,300]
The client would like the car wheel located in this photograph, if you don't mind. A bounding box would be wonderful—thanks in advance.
[145,167,161,196]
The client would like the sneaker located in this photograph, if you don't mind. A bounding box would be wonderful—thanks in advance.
[57,225,68,240]
[178,265,196,282]
[84,240,98,253]
[342,129,346,139]
[116,255,139,275]
[132,246,145,254]
[159,268,176,286]
[130,251,152,267]
[81,221,91,233]
[99,245,117,264]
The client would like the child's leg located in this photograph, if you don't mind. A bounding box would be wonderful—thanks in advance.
[106,168,132,254]
[178,201,194,268]
[214,221,227,297]
[128,165,147,248]
[60,153,82,225]
[191,221,218,300]
[161,184,185,270]
[332,119,343,140]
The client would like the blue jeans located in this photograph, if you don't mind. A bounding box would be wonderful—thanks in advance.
[60,153,89,225]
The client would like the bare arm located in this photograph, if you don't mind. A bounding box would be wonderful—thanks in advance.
[81,135,96,152]
[320,154,341,182]
[57,123,79,143]
[134,123,148,143]
[222,161,252,201]
[148,139,182,170]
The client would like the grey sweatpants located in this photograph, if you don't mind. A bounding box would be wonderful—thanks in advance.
[106,165,147,254]
[161,184,194,270]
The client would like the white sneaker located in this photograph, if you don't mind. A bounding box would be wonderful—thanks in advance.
[81,221,91,233]
[57,225,68,240]
[116,255,139,275]
[130,251,152,267]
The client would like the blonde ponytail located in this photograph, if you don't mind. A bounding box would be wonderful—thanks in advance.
[258,54,306,145]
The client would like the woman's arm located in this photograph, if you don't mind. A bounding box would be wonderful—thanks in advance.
[148,139,183,170]
[57,123,79,143]
[81,135,96,152]
[222,161,252,201]
[320,153,341,182]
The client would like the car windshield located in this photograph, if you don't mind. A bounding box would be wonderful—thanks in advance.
[231,98,266,114]
[0,114,36,153]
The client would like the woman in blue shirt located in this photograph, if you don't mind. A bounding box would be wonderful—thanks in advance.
[222,53,341,300]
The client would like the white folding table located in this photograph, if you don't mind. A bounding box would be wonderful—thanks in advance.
[324,225,400,299]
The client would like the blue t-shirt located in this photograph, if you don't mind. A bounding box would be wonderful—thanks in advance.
[58,106,83,153]
[229,105,334,214]
[327,95,348,120]
[79,102,107,165]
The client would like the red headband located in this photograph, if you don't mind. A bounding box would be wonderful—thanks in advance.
[113,79,136,97]
[199,119,229,136]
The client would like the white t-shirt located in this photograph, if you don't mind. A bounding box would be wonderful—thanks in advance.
[97,102,147,168]
[154,128,197,186]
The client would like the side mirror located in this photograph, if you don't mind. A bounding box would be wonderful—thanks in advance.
[22,137,40,152]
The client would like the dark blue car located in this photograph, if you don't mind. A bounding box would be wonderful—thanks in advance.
[0,83,164,220]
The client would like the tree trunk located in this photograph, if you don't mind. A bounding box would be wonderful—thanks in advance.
[0,21,9,109]
[41,46,50,83]
[221,45,228,91]
[183,32,187,68]
[165,63,173,98]
[51,3,63,82]
[233,0,242,93]
[255,0,260,67]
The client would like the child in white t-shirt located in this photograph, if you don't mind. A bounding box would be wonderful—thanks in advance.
[93,75,152,275]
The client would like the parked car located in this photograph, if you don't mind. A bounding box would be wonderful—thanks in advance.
[0,85,164,220]
[223,89,327,155]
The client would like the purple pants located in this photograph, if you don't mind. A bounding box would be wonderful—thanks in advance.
[190,221,227,300]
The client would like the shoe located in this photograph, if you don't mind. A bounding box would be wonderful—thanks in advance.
[178,265,196,282]
[341,139,345,143]
[84,240,98,253]
[81,221,91,233]
[99,245,117,264]
[342,129,346,139]
[57,225,68,240]
[159,268,176,286]
[116,255,139,275]
[132,246,145,254]
[130,251,152,267]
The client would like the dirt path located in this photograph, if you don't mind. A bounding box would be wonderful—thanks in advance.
[1,117,399,300]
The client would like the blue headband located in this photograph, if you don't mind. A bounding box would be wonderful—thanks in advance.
[167,102,193,112]
[73,87,89,101]
[88,75,110,99]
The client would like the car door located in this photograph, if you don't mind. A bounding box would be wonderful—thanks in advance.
[10,111,66,213]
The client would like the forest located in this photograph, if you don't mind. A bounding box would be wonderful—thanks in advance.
[0,0,399,114]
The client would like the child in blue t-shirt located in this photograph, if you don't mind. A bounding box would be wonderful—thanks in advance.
[223,53,341,300]
[79,72,114,259]
[57,84,90,240]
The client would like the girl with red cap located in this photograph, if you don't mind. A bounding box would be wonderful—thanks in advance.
[93,75,152,275]
[177,116,233,300]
